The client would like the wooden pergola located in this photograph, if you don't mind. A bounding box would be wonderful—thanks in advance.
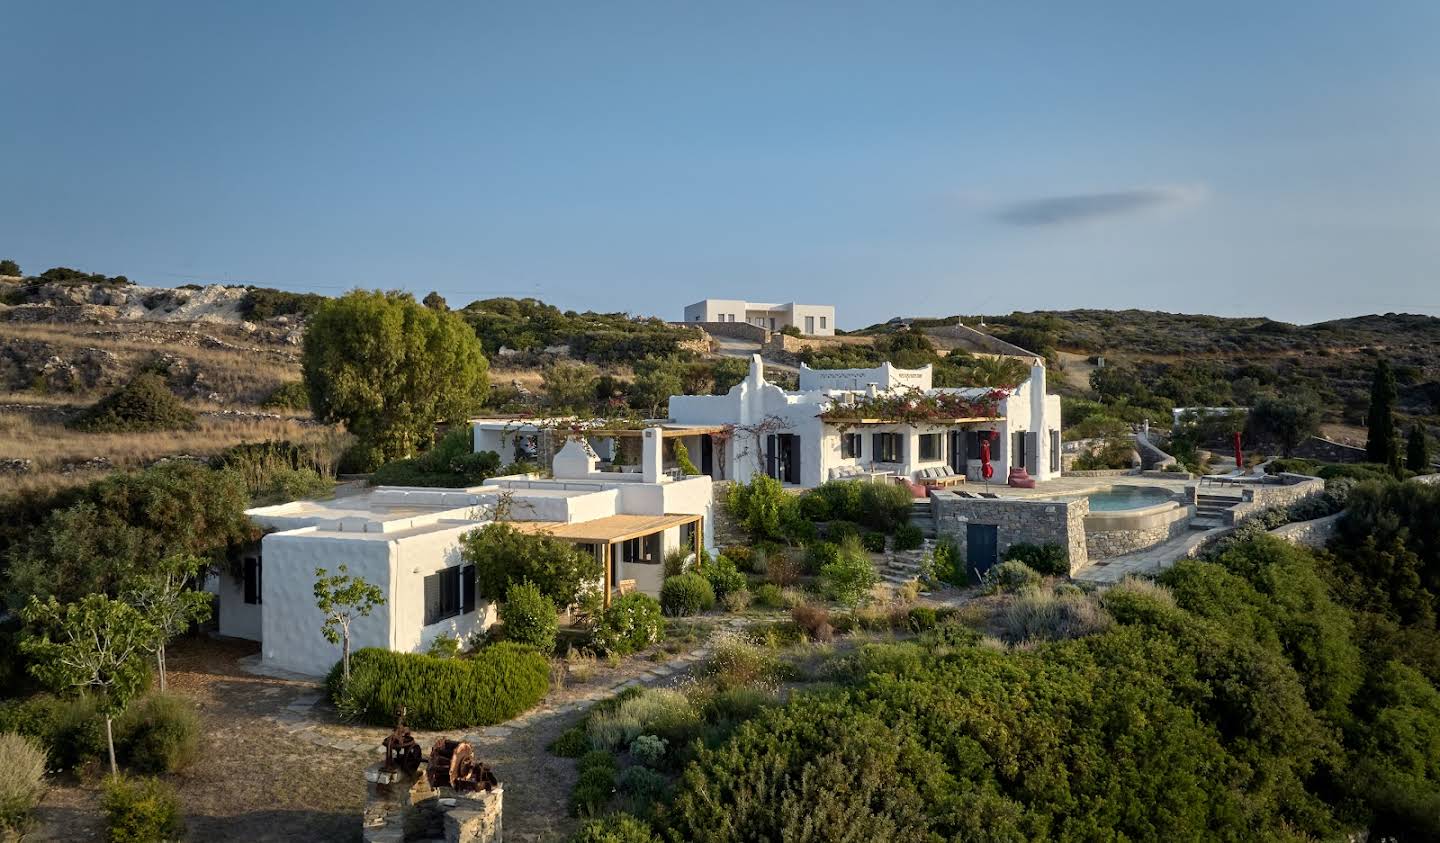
[509,513,705,608]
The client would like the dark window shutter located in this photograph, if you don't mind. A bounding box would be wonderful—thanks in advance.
[243,558,261,605]
[424,572,441,625]
[461,565,476,614]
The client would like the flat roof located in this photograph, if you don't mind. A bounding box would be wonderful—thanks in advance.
[506,513,702,543]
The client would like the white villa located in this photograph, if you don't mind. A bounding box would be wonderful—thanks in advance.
[683,299,835,336]
[667,356,1062,489]
[213,430,713,677]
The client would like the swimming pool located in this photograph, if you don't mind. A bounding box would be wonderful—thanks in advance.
[1084,486,1175,512]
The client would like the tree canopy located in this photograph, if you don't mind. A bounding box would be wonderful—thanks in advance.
[302,289,489,467]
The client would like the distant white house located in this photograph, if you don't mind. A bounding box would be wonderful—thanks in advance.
[683,299,835,336]
[666,356,1063,489]
[214,430,713,677]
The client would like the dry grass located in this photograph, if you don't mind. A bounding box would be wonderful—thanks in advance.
[0,409,348,495]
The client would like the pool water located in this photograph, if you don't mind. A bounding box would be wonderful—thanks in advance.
[1084,487,1174,512]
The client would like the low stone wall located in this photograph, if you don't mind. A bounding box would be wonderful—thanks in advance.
[1064,467,1141,478]
[1084,502,1193,560]
[1293,436,1369,463]
[1135,432,1177,470]
[1269,511,1343,549]
[931,494,1088,573]
[1224,474,1326,526]
[364,761,503,843]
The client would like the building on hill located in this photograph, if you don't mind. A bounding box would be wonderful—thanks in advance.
[214,434,713,677]
[683,298,835,336]
[667,355,1062,489]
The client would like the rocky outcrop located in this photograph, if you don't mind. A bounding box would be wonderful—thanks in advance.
[0,340,123,392]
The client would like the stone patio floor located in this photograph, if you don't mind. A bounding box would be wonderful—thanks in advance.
[1071,526,1223,584]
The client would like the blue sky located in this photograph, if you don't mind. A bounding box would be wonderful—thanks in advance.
[2,2,1437,327]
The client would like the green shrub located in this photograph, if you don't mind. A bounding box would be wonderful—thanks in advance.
[998,590,1113,643]
[427,633,460,659]
[982,560,1042,594]
[821,536,878,607]
[856,481,912,531]
[0,695,108,771]
[705,632,785,690]
[1317,462,1401,482]
[722,588,751,612]
[798,493,832,521]
[550,725,589,758]
[861,532,887,553]
[811,481,864,522]
[617,765,668,813]
[907,605,939,632]
[1004,542,1069,576]
[0,732,46,836]
[588,689,700,751]
[1265,457,1319,476]
[660,573,715,617]
[826,520,862,542]
[569,812,660,843]
[752,583,784,609]
[629,734,667,767]
[722,545,757,572]
[725,475,793,542]
[804,541,840,575]
[593,594,665,656]
[697,555,746,599]
[462,521,602,608]
[501,581,559,653]
[102,775,184,843]
[68,373,197,433]
[672,440,701,476]
[329,644,549,729]
[372,429,504,488]
[260,380,310,411]
[115,694,200,774]
[893,524,924,551]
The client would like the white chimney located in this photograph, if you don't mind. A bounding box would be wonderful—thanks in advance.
[641,427,663,483]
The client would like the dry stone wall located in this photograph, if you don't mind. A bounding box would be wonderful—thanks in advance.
[931,494,1088,573]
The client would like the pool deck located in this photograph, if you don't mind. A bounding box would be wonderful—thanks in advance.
[944,474,1194,502]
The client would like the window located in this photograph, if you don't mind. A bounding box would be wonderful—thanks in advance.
[679,520,697,552]
[242,555,262,605]
[805,316,815,333]
[1050,430,1061,473]
[424,564,474,626]
[841,433,862,459]
[872,432,903,462]
[919,433,943,461]
[820,316,827,330]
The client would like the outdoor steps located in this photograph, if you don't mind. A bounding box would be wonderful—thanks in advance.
[878,538,933,585]
[1190,493,1242,531]
[909,500,937,539]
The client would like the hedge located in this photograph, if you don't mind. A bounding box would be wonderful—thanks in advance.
[329,644,549,729]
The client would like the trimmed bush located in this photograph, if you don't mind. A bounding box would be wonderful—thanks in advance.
[102,775,184,843]
[660,573,715,617]
[893,524,924,552]
[0,732,46,836]
[1004,542,1069,576]
[982,560,1042,594]
[260,380,310,411]
[115,694,200,774]
[907,605,939,632]
[501,581,559,653]
[857,481,913,532]
[798,493,832,522]
[550,725,589,758]
[998,590,1113,643]
[329,644,549,729]
[861,532,887,553]
[69,372,196,433]
[752,583,784,609]
[588,689,701,751]
[569,812,660,843]
[593,594,665,656]
[804,541,840,575]
[617,765,668,813]
[629,734,667,767]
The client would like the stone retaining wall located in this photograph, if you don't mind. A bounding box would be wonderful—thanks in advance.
[1064,467,1142,478]
[1084,502,1193,560]
[1224,474,1326,526]
[931,494,1088,573]
[1269,511,1343,549]
[683,320,770,342]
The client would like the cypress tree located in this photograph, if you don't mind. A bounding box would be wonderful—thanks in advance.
[1407,424,1431,473]
[1365,360,1398,469]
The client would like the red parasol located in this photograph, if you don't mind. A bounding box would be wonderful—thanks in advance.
[980,431,994,480]
[1232,431,1243,472]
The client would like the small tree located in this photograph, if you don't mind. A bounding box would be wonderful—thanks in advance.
[460,523,601,608]
[542,361,600,411]
[1366,360,1399,470]
[422,290,448,311]
[314,565,386,687]
[0,259,20,276]
[1246,395,1320,457]
[123,554,213,693]
[20,595,154,776]
[1407,424,1431,473]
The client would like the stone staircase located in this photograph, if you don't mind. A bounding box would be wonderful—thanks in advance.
[1190,492,1242,531]
[877,500,939,585]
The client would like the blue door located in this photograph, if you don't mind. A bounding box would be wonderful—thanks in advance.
[967,524,999,578]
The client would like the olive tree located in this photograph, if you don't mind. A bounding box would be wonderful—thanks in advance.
[314,565,385,687]
[302,290,489,467]
[20,595,153,775]
[123,554,213,692]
